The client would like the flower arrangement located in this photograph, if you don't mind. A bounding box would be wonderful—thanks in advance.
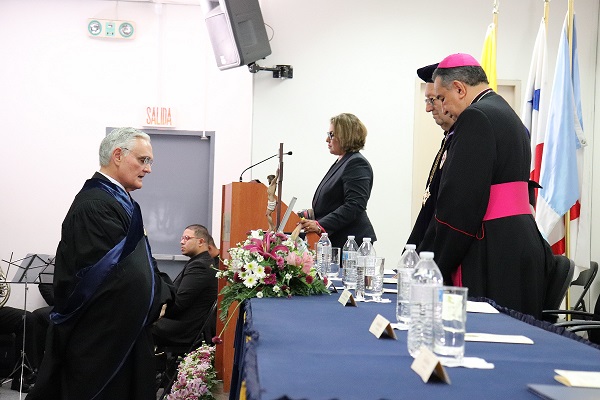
[214,229,329,341]
[168,343,218,400]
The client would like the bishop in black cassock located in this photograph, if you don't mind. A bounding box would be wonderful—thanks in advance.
[422,54,554,319]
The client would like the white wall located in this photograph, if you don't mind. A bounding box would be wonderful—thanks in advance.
[0,0,253,308]
[251,0,599,269]
[1,0,598,309]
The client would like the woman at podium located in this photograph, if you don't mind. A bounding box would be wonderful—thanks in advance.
[298,113,377,248]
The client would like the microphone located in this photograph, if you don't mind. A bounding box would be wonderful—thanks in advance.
[239,151,293,182]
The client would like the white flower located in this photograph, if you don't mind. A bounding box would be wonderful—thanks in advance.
[246,260,259,272]
[285,273,292,280]
[256,254,264,262]
[249,230,263,239]
[243,274,258,288]
[256,291,264,298]
[255,265,266,278]
[273,285,280,293]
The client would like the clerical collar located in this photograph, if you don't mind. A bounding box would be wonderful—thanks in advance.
[98,171,127,193]
[471,88,494,104]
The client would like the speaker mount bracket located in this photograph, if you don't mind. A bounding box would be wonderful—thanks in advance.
[248,63,293,79]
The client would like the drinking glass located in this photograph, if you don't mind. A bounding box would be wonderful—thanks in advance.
[327,247,341,279]
[364,257,385,301]
[434,286,468,360]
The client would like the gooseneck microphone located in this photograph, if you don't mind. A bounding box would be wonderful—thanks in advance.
[239,151,292,182]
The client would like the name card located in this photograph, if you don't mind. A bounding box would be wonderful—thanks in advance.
[338,289,357,306]
[410,346,451,384]
[369,314,396,339]
[144,106,175,128]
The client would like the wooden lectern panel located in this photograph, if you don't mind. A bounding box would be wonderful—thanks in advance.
[216,182,313,391]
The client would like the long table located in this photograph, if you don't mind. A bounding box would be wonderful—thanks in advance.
[234,293,600,400]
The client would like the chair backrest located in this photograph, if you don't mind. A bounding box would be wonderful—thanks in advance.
[544,255,575,312]
[571,261,598,312]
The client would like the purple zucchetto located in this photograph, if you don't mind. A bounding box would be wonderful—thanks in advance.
[437,53,481,69]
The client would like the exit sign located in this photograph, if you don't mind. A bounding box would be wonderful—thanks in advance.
[144,106,175,128]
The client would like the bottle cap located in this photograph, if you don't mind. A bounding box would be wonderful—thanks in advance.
[405,244,416,250]
[419,251,434,260]
[348,235,355,239]
[363,237,371,242]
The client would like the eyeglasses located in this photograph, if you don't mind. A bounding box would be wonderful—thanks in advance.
[326,131,334,140]
[122,147,153,166]
[181,235,198,242]
[424,98,437,106]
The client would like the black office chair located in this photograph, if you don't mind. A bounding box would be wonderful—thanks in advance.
[543,261,600,345]
[570,261,598,312]
[155,299,218,400]
[552,292,600,345]
[541,255,574,323]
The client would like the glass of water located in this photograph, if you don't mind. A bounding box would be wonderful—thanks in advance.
[434,286,468,360]
[327,247,341,280]
[364,257,385,301]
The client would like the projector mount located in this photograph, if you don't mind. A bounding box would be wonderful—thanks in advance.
[248,63,293,79]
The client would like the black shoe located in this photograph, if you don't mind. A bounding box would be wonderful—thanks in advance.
[10,378,32,393]
[24,371,37,385]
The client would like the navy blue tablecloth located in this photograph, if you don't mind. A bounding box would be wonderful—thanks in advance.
[238,294,600,400]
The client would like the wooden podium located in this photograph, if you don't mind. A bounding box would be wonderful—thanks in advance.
[216,182,315,391]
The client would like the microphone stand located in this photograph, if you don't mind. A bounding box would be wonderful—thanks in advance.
[239,154,279,182]
[276,143,284,229]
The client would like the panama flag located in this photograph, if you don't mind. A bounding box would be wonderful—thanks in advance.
[481,22,497,91]
[521,19,548,203]
[535,13,587,260]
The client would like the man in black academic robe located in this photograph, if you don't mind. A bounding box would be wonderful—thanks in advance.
[421,54,554,319]
[406,63,455,249]
[28,128,175,400]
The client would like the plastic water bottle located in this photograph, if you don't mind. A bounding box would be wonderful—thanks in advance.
[342,235,359,290]
[356,238,375,300]
[407,251,443,358]
[315,233,331,277]
[396,244,420,324]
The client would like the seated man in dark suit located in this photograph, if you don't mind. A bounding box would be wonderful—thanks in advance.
[153,224,218,347]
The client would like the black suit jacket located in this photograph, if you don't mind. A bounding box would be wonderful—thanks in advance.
[312,152,377,248]
[153,251,217,345]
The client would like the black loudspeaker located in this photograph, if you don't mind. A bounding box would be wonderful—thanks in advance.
[203,0,272,70]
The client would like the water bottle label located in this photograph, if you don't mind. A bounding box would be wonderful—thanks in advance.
[411,284,437,303]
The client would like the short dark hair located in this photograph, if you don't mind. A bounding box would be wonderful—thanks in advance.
[433,66,489,88]
[186,224,210,241]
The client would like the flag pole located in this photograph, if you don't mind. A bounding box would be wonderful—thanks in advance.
[543,0,550,30]
[493,0,499,28]
[564,0,575,312]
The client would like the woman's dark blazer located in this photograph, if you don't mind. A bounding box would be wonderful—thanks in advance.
[311,151,377,248]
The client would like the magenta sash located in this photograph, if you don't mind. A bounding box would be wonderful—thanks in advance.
[453,181,531,286]
[483,181,531,221]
